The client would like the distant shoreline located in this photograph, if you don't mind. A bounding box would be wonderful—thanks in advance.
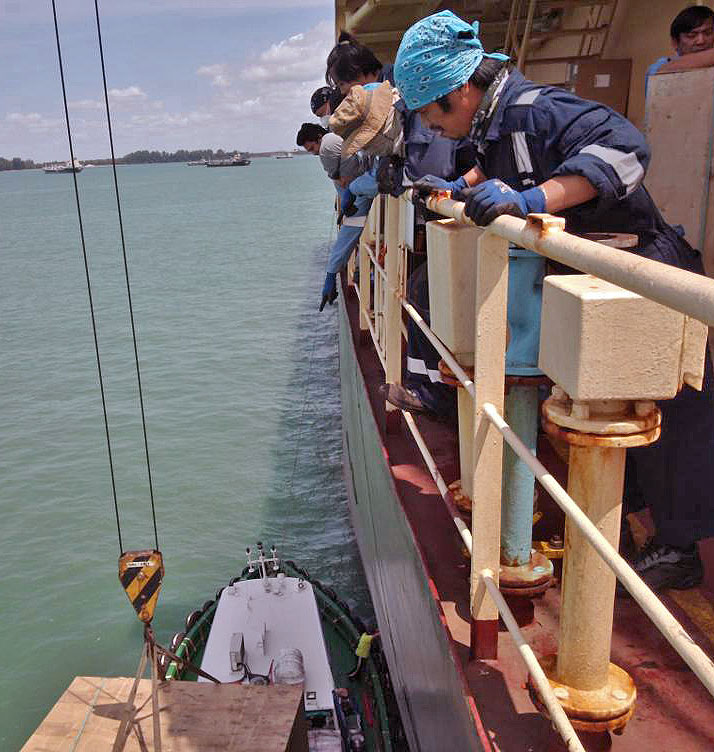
[1,149,306,172]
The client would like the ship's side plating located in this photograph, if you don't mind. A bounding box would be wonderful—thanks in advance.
[339,295,489,751]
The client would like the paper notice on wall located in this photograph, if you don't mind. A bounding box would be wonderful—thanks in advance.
[594,74,611,88]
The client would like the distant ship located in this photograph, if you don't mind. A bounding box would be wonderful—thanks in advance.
[187,159,207,166]
[276,152,294,159]
[206,153,251,167]
[44,158,83,173]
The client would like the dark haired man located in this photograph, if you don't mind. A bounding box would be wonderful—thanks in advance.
[646,5,714,88]
[295,122,372,311]
[394,10,714,591]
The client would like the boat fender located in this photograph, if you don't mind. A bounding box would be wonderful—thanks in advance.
[170,632,185,652]
[215,586,225,602]
[185,609,202,631]
[201,599,214,614]
[229,576,241,586]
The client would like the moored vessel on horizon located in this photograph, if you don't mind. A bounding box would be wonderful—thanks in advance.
[43,158,83,173]
[206,152,251,167]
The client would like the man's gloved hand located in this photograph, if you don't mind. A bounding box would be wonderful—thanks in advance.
[319,272,338,312]
[453,179,546,226]
[412,174,468,196]
[376,155,405,197]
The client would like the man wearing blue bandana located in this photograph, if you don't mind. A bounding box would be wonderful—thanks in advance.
[394,10,714,593]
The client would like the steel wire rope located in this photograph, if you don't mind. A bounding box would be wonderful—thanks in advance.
[93,0,159,551]
[51,0,122,553]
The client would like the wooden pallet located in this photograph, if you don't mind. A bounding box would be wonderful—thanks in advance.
[22,676,307,752]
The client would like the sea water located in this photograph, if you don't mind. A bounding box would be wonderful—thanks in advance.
[0,159,372,749]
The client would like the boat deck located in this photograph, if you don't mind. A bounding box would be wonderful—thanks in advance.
[342,280,714,751]
[22,676,306,751]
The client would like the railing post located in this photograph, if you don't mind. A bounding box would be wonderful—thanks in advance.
[470,231,509,660]
[383,196,403,427]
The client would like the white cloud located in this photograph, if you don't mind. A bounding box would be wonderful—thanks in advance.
[109,86,148,100]
[197,64,231,88]
[2,19,334,158]
[5,112,63,132]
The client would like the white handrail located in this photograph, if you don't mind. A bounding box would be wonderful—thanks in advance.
[401,410,473,553]
[410,191,714,328]
[477,570,586,752]
[482,401,714,697]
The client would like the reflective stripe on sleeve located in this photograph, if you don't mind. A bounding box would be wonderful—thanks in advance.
[511,131,536,188]
[579,144,645,196]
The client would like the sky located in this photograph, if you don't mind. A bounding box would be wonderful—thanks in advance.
[0,0,335,161]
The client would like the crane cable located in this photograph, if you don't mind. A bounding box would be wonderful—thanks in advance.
[50,0,159,554]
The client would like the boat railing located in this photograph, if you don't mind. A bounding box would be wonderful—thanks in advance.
[346,190,714,750]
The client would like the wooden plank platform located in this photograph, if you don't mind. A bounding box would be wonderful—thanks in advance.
[22,676,307,752]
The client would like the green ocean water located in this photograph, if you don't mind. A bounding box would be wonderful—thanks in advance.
[0,158,372,750]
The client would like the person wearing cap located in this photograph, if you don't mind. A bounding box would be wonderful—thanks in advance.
[393,9,714,593]
[310,86,343,128]
[330,80,481,418]
[296,121,374,311]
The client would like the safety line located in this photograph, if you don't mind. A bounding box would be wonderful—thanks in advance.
[93,0,159,550]
[51,0,123,554]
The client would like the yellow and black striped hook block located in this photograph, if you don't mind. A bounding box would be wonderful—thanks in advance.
[119,550,164,624]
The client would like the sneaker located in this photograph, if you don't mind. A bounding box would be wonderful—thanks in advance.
[378,383,433,415]
[628,541,703,593]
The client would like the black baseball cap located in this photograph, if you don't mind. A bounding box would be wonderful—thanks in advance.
[310,86,333,114]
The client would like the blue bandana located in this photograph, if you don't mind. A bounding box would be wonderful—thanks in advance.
[395,11,509,111]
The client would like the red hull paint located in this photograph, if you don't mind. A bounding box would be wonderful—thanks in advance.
[338,281,714,751]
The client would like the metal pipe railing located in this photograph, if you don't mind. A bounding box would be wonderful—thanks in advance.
[401,410,473,553]
[400,298,476,396]
[410,191,714,328]
[476,570,586,752]
[481,401,714,697]
[351,193,714,746]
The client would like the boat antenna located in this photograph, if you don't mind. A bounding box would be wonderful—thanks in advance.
[51,0,123,554]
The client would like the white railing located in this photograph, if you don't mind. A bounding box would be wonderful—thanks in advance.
[349,190,714,748]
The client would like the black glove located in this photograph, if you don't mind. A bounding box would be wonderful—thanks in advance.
[376,155,405,197]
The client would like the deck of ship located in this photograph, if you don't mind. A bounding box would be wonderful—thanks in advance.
[340,276,714,751]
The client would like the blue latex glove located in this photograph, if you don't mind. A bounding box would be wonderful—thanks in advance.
[319,272,337,312]
[412,174,468,196]
[454,179,546,226]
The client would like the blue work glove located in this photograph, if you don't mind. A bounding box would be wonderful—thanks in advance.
[376,155,405,197]
[412,174,468,197]
[454,179,546,226]
[319,272,338,312]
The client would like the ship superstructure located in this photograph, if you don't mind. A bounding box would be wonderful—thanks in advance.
[333,2,714,750]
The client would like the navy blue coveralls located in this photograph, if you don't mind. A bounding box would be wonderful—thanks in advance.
[396,101,477,417]
[474,70,714,549]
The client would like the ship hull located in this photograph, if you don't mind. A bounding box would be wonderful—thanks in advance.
[338,293,488,752]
